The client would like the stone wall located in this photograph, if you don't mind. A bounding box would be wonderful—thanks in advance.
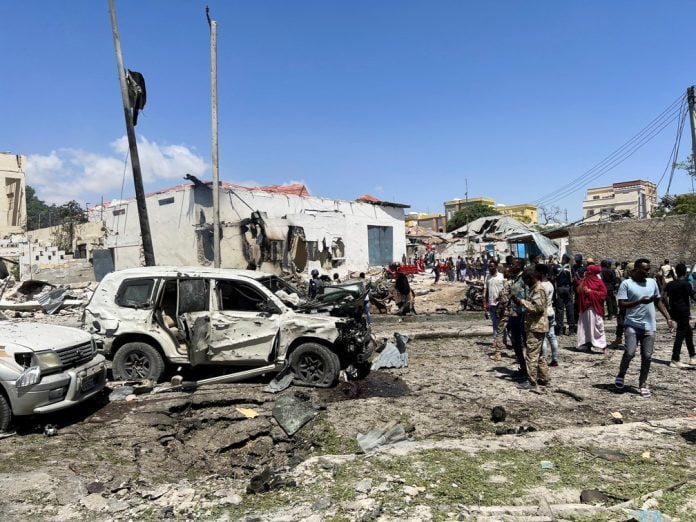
[568,214,696,263]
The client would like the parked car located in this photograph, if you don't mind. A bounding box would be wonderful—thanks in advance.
[0,322,106,432]
[82,267,372,387]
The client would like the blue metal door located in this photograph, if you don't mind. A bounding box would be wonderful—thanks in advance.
[367,225,393,266]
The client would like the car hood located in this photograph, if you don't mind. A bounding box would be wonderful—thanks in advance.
[0,322,92,352]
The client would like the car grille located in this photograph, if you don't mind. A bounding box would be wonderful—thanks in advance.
[56,341,95,369]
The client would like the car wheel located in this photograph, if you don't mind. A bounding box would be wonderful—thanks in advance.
[112,342,165,382]
[0,393,11,433]
[290,343,340,388]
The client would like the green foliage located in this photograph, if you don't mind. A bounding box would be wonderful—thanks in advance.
[446,203,499,232]
[25,186,87,231]
[652,193,696,217]
[674,154,696,178]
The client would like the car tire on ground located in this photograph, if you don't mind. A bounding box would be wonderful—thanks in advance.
[0,392,11,433]
[112,342,165,382]
[290,342,340,388]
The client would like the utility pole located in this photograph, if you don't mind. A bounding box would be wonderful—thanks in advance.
[108,0,156,266]
[207,6,221,268]
[687,86,696,190]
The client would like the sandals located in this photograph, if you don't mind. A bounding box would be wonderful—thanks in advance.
[640,387,652,398]
[614,376,624,389]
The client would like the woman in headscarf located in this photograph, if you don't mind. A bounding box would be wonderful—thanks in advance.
[394,272,416,315]
[576,263,608,353]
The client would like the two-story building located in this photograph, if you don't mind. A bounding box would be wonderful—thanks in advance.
[444,197,538,224]
[582,180,657,223]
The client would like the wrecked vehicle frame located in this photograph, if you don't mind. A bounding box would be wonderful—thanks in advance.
[82,267,372,387]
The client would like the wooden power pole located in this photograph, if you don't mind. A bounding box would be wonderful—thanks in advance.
[687,86,696,182]
[108,0,156,266]
[207,7,221,268]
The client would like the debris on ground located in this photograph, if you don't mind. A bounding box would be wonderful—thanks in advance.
[356,420,409,452]
[264,369,295,394]
[491,405,507,423]
[108,386,135,401]
[236,407,259,418]
[272,392,320,436]
[371,333,409,370]
[246,467,295,494]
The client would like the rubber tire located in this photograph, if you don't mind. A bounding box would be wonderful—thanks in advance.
[112,342,165,382]
[290,343,340,388]
[0,392,12,433]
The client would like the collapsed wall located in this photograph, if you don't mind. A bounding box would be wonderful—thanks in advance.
[568,214,696,263]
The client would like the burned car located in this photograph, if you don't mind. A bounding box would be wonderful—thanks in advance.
[0,323,106,432]
[83,267,372,386]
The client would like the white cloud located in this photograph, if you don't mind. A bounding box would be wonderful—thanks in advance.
[25,136,209,204]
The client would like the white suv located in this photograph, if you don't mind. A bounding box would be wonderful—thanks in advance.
[0,323,106,432]
[82,267,372,387]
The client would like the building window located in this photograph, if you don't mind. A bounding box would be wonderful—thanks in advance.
[159,197,175,206]
[587,209,595,217]
[593,196,599,200]
[112,208,126,216]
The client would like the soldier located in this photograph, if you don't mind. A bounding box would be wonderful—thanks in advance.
[308,269,322,299]
[490,267,513,361]
[511,268,550,389]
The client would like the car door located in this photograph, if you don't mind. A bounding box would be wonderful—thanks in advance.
[201,278,281,365]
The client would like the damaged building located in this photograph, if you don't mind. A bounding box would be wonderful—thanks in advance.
[0,152,26,236]
[444,215,559,259]
[90,181,408,277]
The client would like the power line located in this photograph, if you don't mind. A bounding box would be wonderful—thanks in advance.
[534,94,685,206]
[535,99,684,206]
[656,100,686,193]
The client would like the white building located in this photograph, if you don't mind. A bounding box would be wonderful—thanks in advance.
[91,181,408,276]
[582,180,657,223]
[0,152,26,236]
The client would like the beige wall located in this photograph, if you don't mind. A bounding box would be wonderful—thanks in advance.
[0,153,26,236]
[582,182,657,222]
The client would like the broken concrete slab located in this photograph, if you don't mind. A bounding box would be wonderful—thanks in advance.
[356,421,409,453]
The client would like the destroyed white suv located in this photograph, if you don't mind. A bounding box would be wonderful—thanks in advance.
[0,323,107,431]
[83,267,372,387]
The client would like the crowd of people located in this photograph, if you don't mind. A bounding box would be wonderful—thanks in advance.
[482,254,694,397]
[419,250,497,283]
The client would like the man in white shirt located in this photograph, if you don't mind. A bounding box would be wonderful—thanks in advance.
[484,260,505,343]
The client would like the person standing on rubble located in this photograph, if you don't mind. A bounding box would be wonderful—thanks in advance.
[664,263,696,368]
[576,263,608,354]
[432,260,441,284]
[600,260,619,320]
[395,272,416,315]
[536,264,559,367]
[484,259,505,345]
[508,258,528,379]
[309,269,322,299]
[490,266,513,360]
[553,254,575,336]
[614,258,673,398]
[511,268,550,389]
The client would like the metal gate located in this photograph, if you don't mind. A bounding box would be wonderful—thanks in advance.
[367,225,393,266]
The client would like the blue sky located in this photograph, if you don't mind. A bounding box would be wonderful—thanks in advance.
[1,1,695,219]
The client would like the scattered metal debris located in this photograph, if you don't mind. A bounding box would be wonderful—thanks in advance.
[272,392,320,436]
[356,420,409,452]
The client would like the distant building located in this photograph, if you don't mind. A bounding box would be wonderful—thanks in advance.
[0,152,26,236]
[443,197,537,224]
[582,180,657,223]
[405,212,446,232]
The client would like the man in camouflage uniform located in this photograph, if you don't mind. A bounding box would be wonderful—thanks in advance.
[512,267,550,389]
[491,267,513,361]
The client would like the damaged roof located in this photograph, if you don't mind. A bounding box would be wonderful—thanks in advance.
[356,194,410,208]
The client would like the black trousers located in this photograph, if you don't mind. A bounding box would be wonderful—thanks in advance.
[672,316,695,361]
[555,286,575,329]
[605,293,618,318]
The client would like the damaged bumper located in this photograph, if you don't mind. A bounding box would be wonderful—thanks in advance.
[4,355,107,416]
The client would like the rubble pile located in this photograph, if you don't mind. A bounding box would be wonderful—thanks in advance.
[0,277,95,319]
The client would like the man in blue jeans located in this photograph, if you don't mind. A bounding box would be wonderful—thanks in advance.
[615,258,673,398]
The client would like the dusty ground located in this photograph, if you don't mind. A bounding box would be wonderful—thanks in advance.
[2,310,696,521]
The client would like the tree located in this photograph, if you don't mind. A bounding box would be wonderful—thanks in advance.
[446,203,499,232]
[651,193,696,216]
[25,186,87,231]
[539,205,563,225]
[674,154,696,179]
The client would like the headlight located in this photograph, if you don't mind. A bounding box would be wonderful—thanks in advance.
[16,366,41,389]
[32,351,63,372]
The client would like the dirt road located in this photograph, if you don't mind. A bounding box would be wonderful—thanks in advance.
[2,311,696,520]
